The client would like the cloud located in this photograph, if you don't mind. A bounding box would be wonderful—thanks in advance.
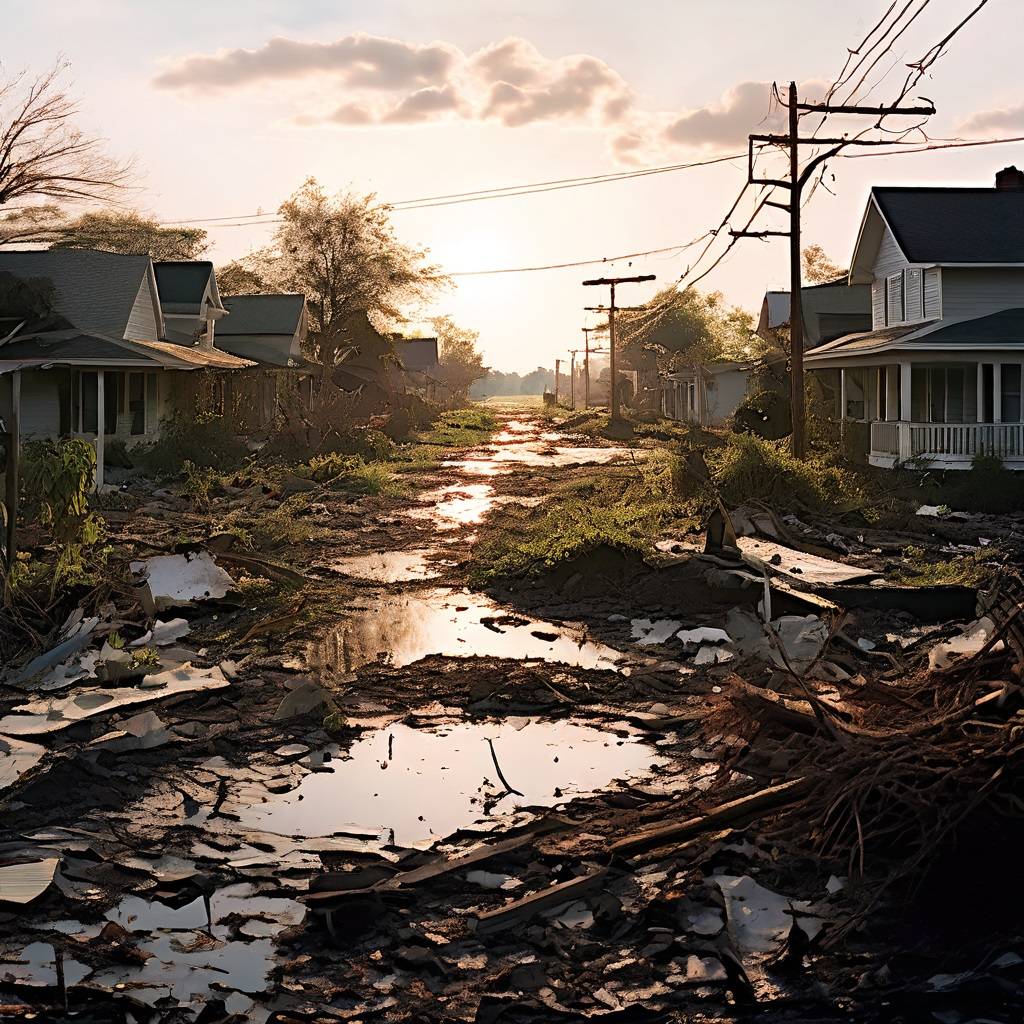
[154,32,823,162]
[153,33,458,91]
[663,79,829,150]
[958,103,1024,134]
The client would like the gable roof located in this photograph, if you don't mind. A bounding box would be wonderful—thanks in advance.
[0,249,161,340]
[850,186,1024,282]
[153,261,222,315]
[757,280,872,347]
[219,294,305,336]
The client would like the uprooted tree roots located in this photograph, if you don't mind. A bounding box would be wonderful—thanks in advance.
[707,579,1024,943]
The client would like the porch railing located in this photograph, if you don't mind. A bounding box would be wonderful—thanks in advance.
[869,421,1024,463]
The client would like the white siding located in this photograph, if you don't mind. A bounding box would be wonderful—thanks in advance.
[924,268,942,319]
[125,275,161,341]
[706,369,750,427]
[871,280,886,329]
[872,225,909,280]
[20,370,61,439]
[941,269,1024,321]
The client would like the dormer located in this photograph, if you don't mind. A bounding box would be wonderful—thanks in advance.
[153,261,227,348]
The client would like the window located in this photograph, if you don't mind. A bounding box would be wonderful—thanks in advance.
[81,371,98,434]
[1002,364,1022,422]
[925,366,966,423]
[846,368,867,420]
[128,372,145,435]
[886,273,904,325]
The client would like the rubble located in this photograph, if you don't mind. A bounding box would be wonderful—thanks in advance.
[3,409,1023,1022]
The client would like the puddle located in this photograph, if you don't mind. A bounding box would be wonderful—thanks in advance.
[444,445,624,476]
[330,550,442,582]
[239,718,665,845]
[311,589,624,675]
[412,482,497,528]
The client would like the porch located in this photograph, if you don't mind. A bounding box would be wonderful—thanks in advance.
[838,360,1024,469]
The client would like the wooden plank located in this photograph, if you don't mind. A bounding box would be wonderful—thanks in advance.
[473,867,608,935]
[737,537,878,587]
[0,858,59,905]
[608,777,814,857]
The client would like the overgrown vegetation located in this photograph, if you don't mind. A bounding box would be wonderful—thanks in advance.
[19,438,106,593]
[896,545,996,588]
[411,407,496,448]
[135,412,248,478]
[471,453,681,582]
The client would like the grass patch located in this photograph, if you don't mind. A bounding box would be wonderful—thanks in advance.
[470,453,681,582]
[697,433,866,515]
[411,407,497,449]
[896,545,996,588]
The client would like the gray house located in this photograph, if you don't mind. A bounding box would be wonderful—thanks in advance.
[0,249,252,488]
[757,279,872,349]
[806,166,1024,469]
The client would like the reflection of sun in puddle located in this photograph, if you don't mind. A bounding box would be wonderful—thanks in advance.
[330,550,441,582]
[310,589,624,675]
[411,483,496,528]
[240,719,665,846]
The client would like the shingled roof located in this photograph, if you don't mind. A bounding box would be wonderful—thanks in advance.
[0,249,160,340]
[153,261,220,315]
[872,186,1024,264]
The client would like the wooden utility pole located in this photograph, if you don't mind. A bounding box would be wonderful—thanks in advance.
[581,327,597,409]
[554,358,561,405]
[569,350,577,409]
[582,276,655,423]
[731,82,934,458]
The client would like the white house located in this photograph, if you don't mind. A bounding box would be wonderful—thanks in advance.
[805,166,1024,469]
[660,362,751,427]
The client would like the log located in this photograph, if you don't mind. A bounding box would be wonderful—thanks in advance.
[473,867,608,935]
[608,776,815,857]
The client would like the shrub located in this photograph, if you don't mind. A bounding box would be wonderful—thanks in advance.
[134,413,248,478]
[20,438,105,591]
[180,459,219,509]
[939,454,1024,514]
[703,433,864,513]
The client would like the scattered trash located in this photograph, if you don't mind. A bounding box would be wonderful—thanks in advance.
[0,859,60,906]
[130,551,235,612]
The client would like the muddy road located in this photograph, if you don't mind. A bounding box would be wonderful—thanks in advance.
[1,411,726,1022]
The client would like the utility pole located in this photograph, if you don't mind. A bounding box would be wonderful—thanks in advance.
[569,350,577,409]
[554,358,561,406]
[581,277,655,423]
[731,82,934,458]
[580,326,598,409]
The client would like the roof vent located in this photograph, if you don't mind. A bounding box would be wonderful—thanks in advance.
[995,166,1024,191]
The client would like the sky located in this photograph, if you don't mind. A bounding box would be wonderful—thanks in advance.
[4,0,1022,372]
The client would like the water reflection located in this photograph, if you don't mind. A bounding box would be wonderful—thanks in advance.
[311,589,623,675]
[241,718,664,845]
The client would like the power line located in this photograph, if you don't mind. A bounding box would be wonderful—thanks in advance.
[156,152,747,226]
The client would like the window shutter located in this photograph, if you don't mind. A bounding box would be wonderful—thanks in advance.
[904,268,923,322]
[886,273,904,325]
[871,280,886,329]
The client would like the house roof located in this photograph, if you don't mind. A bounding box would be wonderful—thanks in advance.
[871,187,1024,264]
[220,294,306,336]
[396,337,439,371]
[0,249,156,340]
[153,261,222,315]
[757,280,872,347]
[0,328,254,370]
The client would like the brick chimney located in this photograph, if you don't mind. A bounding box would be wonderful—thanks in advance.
[995,166,1024,191]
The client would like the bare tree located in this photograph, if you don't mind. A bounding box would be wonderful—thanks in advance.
[0,59,132,209]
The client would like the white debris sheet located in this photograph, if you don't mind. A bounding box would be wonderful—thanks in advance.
[0,735,47,791]
[630,619,683,645]
[928,616,1000,670]
[0,857,60,906]
[712,874,822,953]
[131,551,235,612]
[0,664,230,737]
[737,537,878,587]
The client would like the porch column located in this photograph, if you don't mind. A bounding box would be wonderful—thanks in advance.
[899,362,912,420]
[885,365,899,421]
[694,373,704,425]
[993,362,1002,423]
[839,368,847,421]
[977,363,986,423]
[95,370,105,493]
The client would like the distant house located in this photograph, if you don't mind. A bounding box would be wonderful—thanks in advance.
[806,166,1024,468]
[395,336,447,399]
[660,362,751,427]
[757,279,873,348]
[0,249,253,488]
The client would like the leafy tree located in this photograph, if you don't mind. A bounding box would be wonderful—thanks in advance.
[802,244,847,284]
[215,259,270,296]
[429,315,487,402]
[250,178,446,384]
[0,59,132,209]
[1,206,207,259]
[617,286,764,370]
